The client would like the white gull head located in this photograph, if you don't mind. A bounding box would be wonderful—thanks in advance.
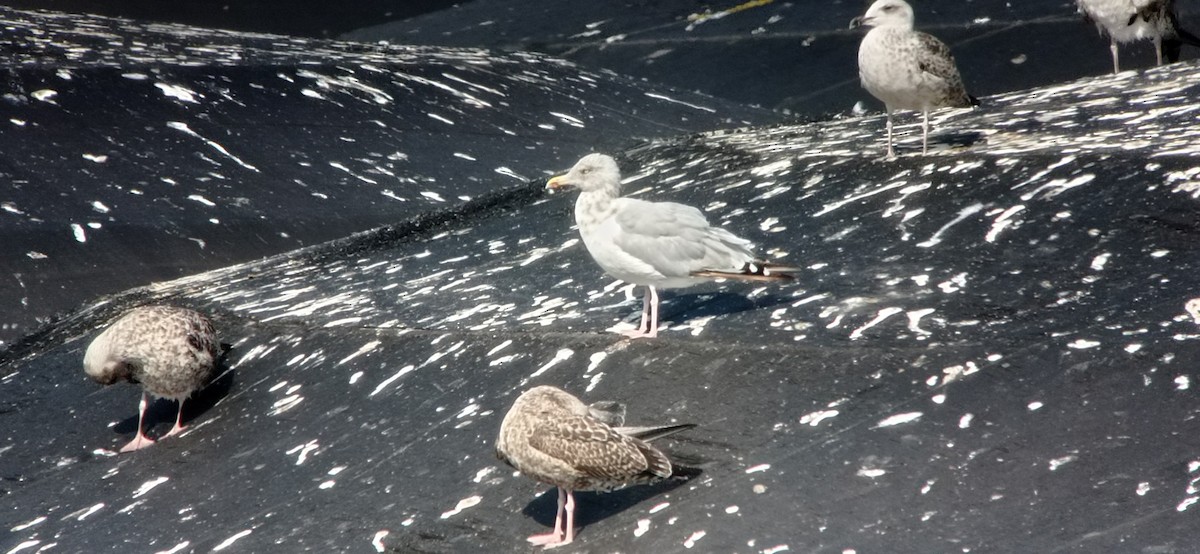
[546,153,622,196]
[853,0,916,30]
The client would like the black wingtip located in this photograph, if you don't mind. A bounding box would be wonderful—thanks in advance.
[669,464,704,481]
[969,94,981,107]
[621,423,697,442]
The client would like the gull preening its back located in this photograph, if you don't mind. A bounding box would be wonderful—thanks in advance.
[1076,0,1200,73]
[495,386,695,548]
[84,305,219,452]
[851,0,978,158]
[547,153,797,339]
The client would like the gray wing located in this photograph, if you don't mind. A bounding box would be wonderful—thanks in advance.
[528,415,667,481]
[611,198,754,278]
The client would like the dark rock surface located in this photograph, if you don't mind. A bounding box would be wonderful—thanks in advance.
[345,0,1200,117]
[3,30,1199,551]
[0,7,779,347]
[0,0,463,38]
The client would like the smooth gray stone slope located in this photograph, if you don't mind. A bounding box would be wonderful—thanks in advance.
[2,62,1200,552]
[0,7,777,348]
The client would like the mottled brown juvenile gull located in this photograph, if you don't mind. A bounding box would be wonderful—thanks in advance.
[547,153,797,339]
[1077,0,1200,73]
[495,386,695,548]
[851,0,978,158]
[84,305,219,452]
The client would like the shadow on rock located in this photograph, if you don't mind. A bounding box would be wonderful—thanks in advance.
[521,470,700,529]
[662,291,793,325]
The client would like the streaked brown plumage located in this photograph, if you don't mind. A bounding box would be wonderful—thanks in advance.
[84,305,219,452]
[851,0,978,158]
[496,386,694,548]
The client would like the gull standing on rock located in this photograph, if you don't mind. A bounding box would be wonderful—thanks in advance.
[84,305,220,452]
[1077,0,1200,73]
[547,153,797,339]
[851,0,978,158]
[496,386,696,548]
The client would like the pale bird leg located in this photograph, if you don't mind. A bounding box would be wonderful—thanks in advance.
[1154,35,1163,66]
[621,286,660,339]
[921,108,930,155]
[119,392,157,453]
[527,487,567,546]
[161,399,188,438]
[1110,39,1120,74]
[885,109,896,159]
[543,490,577,549]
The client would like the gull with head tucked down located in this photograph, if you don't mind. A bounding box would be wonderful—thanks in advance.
[84,305,220,452]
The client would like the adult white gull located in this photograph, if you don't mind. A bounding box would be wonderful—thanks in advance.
[547,153,797,339]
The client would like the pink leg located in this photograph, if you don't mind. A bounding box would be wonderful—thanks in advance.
[119,392,156,453]
[921,109,929,155]
[620,287,660,339]
[637,288,651,333]
[559,490,576,546]
[527,487,566,546]
[161,399,187,439]
[884,109,896,159]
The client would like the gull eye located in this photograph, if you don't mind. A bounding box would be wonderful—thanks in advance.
[883,4,896,11]
[580,168,591,174]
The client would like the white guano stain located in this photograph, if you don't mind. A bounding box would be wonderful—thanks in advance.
[683,530,707,548]
[288,440,319,465]
[339,341,381,364]
[527,349,573,380]
[132,476,169,498]
[212,529,253,551]
[876,412,923,427]
[9,516,45,532]
[154,541,190,554]
[167,121,259,172]
[848,307,904,340]
[1048,455,1077,471]
[984,204,1025,242]
[371,365,416,396]
[440,495,482,519]
[799,410,839,426]
[155,82,199,103]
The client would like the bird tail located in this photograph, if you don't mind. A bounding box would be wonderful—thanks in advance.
[616,423,697,442]
[691,261,799,282]
[968,94,981,107]
[1165,10,1200,62]
[668,464,704,481]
